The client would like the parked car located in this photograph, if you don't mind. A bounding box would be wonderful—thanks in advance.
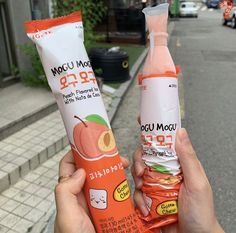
[222,6,236,27]
[207,0,220,8]
[179,2,198,17]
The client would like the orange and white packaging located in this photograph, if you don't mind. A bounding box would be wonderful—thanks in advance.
[25,12,146,233]
[138,4,183,230]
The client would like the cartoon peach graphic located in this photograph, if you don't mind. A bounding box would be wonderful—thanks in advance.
[73,114,117,158]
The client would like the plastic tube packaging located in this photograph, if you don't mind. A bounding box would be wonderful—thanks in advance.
[25,11,145,233]
[138,3,183,230]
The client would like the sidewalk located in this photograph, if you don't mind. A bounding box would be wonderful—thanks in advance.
[0,46,148,232]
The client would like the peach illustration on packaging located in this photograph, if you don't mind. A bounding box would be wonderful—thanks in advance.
[73,114,117,159]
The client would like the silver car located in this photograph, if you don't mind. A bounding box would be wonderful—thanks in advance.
[180,2,198,17]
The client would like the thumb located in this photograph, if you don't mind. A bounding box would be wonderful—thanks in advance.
[176,128,204,187]
[55,169,86,212]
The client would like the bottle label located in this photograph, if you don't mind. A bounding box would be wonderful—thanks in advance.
[140,76,181,176]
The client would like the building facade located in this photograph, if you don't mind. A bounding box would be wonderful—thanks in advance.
[0,0,50,87]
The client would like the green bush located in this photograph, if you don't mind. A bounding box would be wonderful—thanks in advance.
[18,44,49,88]
[20,0,107,87]
[52,0,107,49]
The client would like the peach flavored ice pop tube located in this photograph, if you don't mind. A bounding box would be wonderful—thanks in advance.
[25,11,148,233]
[137,3,183,231]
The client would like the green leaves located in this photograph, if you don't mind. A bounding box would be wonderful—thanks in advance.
[85,114,108,127]
[151,164,172,175]
[52,0,107,49]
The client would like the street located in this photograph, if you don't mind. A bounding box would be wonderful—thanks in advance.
[112,5,236,233]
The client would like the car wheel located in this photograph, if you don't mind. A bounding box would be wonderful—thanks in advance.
[222,18,227,26]
[231,16,236,28]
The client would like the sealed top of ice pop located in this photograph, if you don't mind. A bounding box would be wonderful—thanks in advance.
[140,3,176,79]
[142,3,168,35]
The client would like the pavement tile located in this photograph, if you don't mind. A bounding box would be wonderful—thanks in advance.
[0,213,21,229]
[55,140,63,153]
[35,187,51,199]
[44,169,57,179]
[2,188,20,198]
[33,166,48,175]
[29,156,39,170]
[47,144,56,158]
[27,137,44,145]
[45,192,54,202]
[28,130,40,137]
[0,209,9,221]
[23,173,40,183]
[20,135,34,142]
[2,144,18,153]
[20,127,31,134]
[38,149,48,164]
[14,180,30,190]
[13,191,31,203]
[0,149,7,157]
[36,200,53,212]
[12,218,33,233]
[12,148,28,156]
[10,139,26,147]
[1,153,18,163]
[45,179,57,189]
[0,225,9,233]
[33,176,51,187]
[0,196,9,206]
[20,141,36,149]
[0,160,7,168]
[29,145,45,154]
[1,199,20,212]
[24,208,44,223]
[12,204,32,218]
[1,163,18,174]
[24,183,40,194]
[0,141,9,149]
[23,195,42,208]
[62,136,69,147]
[0,171,9,193]
[20,151,34,160]
[43,160,57,169]
[11,157,27,166]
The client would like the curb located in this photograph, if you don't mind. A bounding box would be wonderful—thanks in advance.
[0,102,57,141]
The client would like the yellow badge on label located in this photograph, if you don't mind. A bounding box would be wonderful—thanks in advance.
[113,180,130,202]
[156,201,178,215]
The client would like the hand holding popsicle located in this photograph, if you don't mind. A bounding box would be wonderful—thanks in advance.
[54,150,130,233]
[132,128,225,233]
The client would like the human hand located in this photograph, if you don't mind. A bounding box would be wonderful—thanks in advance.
[54,150,130,233]
[132,128,225,233]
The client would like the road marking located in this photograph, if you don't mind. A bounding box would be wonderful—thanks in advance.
[201,6,207,11]
[176,38,181,47]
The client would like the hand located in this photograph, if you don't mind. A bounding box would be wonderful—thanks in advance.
[54,150,130,233]
[132,128,225,233]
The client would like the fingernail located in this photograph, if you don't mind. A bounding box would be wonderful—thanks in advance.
[140,205,149,217]
[135,161,144,176]
[178,128,189,143]
[72,169,83,178]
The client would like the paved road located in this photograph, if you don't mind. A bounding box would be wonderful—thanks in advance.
[170,7,236,232]
[112,6,236,233]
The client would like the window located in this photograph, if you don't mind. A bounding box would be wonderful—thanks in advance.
[0,0,14,82]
